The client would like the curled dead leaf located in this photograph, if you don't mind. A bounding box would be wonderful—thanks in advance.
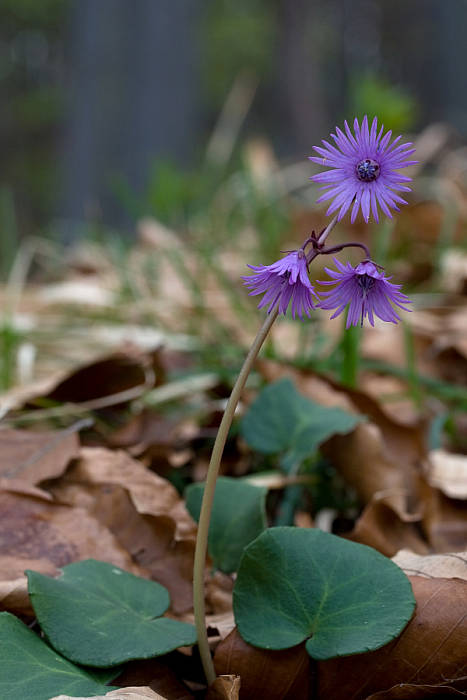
[56,447,196,540]
[46,352,155,406]
[347,490,428,557]
[420,480,467,552]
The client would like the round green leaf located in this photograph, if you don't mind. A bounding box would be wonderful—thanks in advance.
[26,559,197,667]
[0,612,117,700]
[233,527,415,660]
[240,378,365,470]
[185,476,267,573]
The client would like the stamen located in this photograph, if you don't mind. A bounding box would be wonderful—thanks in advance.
[356,158,380,182]
[357,274,375,294]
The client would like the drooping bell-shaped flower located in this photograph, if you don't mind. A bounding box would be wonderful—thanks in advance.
[242,249,318,319]
[318,258,411,327]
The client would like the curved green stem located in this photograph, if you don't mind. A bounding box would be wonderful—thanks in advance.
[193,309,278,684]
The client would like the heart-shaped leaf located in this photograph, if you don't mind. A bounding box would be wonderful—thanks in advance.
[26,559,197,667]
[0,612,118,700]
[233,527,415,660]
[185,476,267,573]
[240,378,365,470]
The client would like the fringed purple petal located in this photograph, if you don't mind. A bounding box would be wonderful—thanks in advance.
[242,251,316,320]
[311,117,415,223]
[316,258,411,327]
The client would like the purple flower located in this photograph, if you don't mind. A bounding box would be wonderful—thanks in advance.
[310,116,417,223]
[242,250,318,319]
[318,258,411,328]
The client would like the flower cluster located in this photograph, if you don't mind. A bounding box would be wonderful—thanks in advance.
[242,115,415,328]
[243,252,411,326]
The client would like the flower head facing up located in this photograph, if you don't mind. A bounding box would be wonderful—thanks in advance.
[318,258,411,328]
[242,249,318,319]
[310,116,417,223]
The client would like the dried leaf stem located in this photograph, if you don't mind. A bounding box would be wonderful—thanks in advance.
[193,309,278,684]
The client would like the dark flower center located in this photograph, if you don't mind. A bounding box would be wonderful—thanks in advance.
[356,158,380,182]
[357,274,375,295]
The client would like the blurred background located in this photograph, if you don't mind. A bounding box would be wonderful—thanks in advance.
[3,0,467,243]
[1,0,467,446]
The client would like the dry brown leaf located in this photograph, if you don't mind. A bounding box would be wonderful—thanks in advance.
[393,549,467,580]
[427,449,467,499]
[347,491,429,557]
[420,480,467,552]
[56,447,196,540]
[205,611,236,646]
[365,679,467,698]
[113,658,194,700]
[50,688,168,700]
[0,426,79,484]
[46,352,154,405]
[0,489,145,617]
[206,675,241,700]
[317,576,467,699]
[214,629,310,700]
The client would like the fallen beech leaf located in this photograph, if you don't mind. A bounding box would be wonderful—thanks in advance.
[365,680,467,698]
[46,352,154,405]
[206,675,241,700]
[39,279,114,307]
[421,481,467,552]
[0,489,145,617]
[0,426,79,484]
[317,576,467,699]
[214,628,310,700]
[55,447,196,540]
[348,491,428,557]
[50,688,168,700]
[393,550,467,580]
[427,449,467,499]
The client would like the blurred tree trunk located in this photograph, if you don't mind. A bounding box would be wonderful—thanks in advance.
[273,0,326,156]
[59,0,202,237]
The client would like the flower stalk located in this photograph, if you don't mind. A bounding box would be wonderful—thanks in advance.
[193,308,278,685]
